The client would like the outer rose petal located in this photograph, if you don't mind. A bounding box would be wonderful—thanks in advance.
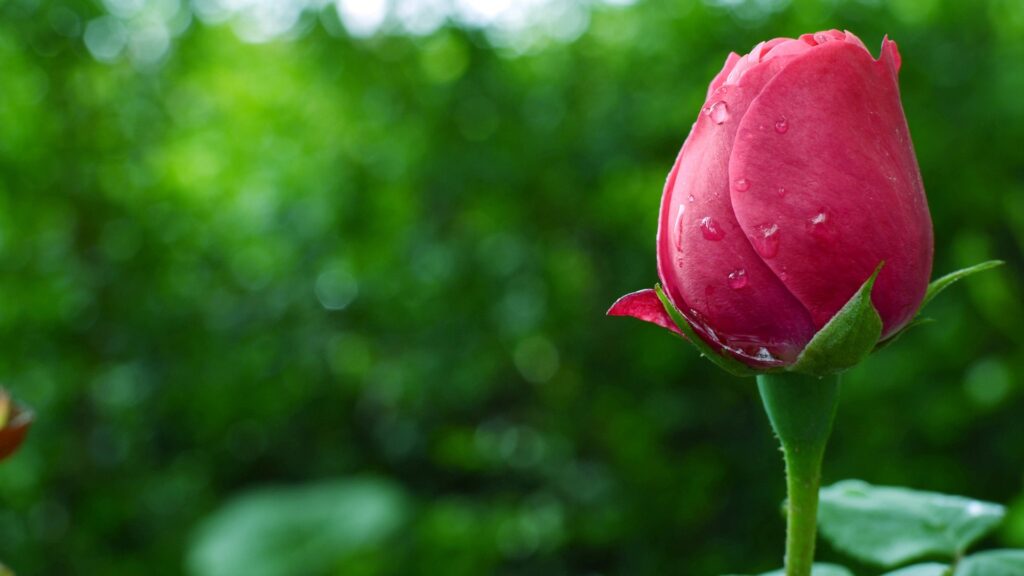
[657,53,816,364]
[607,289,682,336]
[728,40,932,337]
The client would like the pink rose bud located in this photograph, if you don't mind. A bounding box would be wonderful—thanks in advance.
[610,30,933,368]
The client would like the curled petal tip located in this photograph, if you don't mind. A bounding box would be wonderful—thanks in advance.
[881,35,901,73]
[607,288,683,336]
[707,52,743,99]
[843,30,868,51]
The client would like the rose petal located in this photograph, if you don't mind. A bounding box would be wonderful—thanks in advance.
[729,40,932,337]
[761,38,814,63]
[881,35,901,74]
[843,30,869,52]
[707,52,741,100]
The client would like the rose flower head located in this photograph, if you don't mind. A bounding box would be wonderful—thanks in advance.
[610,30,935,374]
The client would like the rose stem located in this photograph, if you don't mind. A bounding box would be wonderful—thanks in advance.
[756,372,841,576]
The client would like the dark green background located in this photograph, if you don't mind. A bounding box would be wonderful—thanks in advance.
[0,0,1021,574]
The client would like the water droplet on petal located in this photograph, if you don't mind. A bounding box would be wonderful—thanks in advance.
[777,186,787,198]
[807,209,837,243]
[774,117,788,133]
[688,194,695,203]
[707,101,730,125]
[734,178,750,192]
[814,32,833,44]
[752,223,780,258]
[754,347,776,362]
[699,216,726,241]
[674,204,686,250]
[727,268,748,289]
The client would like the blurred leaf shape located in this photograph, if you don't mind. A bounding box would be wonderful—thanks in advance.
[880,563,950,576]
[954,550,1024,575]
[724,563,853,576]
[187,477,409,576]
[818,480,1005,567]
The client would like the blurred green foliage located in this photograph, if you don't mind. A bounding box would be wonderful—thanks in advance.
[0,0,1021,574]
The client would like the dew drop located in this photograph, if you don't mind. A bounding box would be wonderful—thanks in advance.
[707,101,730,125]
[777,186,787,198]
[674,204,686,250]
[727,268,748,289]
[752,223,780,258]
[774,117,788,134]
[813,32,833,44]
[688,194,695,203]
[754,347,776,362]
[699,216,726,241]
[807,210,837,243]
[734,178,750,192]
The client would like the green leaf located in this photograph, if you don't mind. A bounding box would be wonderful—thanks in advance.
[875,317,935,351]
[954,550,1024,576]
[881,564,951,576]
[723,563,853,576]
[921,260,1004,310]
[817,480,1005,568]
[187,478,409,576]
[790,263,883,376]
[655,284,757,378]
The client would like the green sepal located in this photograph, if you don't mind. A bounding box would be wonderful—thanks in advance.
[879,260,1003,348]
[790,263,883,377]
[875,317,935,352]
[654,284,757,378]
[921,260,1004,310]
